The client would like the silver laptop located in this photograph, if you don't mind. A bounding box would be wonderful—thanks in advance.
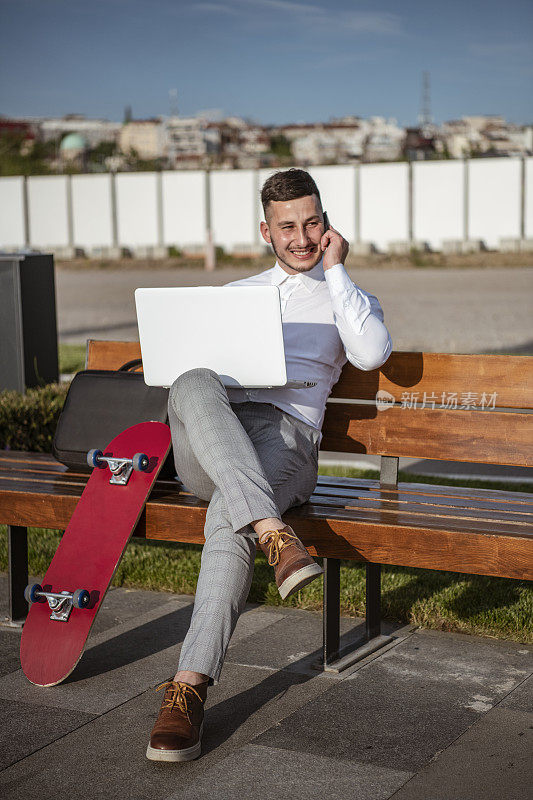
[134,286,316,389]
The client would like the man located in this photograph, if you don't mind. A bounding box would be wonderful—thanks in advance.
[146,169,392,762]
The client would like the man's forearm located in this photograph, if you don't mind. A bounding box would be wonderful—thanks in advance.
[325,263,393,371]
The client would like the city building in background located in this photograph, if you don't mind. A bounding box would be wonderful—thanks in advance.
[0,111,531,177]
[165,115,219,167]
[119,118,166,161]
[38,115,121,147]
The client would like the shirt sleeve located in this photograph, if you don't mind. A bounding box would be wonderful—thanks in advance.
[324,263,392,371]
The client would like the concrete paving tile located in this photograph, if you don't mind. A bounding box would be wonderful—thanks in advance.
[90,586,184,636]
[0,629,22,678]
[361,629,533,709]
[230,605,286,643]
[0,698,94,771]
[225,607,401,675]
[414,626,533,656]
[499,672,533,712]
[168,743,413,800]
[253,663,485,771]
[390,708,533,800]
[0,574,17,622]
[0,662,333,800]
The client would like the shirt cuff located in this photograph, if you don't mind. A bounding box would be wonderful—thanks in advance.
[324,263,354,296]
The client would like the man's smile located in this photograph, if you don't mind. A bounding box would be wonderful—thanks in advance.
[289,246,317,259]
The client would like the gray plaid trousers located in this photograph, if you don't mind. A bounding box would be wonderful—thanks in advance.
[167,368,320,683]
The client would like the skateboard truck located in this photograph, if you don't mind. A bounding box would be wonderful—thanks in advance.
[24,584,90,622]
[87,449,149,485]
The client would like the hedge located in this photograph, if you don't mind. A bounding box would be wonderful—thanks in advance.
[0,384,68,453]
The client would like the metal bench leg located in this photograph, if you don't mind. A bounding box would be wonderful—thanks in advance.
[323,557,341,665]
[366,562,382,640]
[318,560,393,673]
[4,526,28,628]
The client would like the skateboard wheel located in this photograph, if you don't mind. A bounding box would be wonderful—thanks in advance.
[25,583,43,604]
[72,589,90,609]
[132,453,149,472]
[87,449,104,469]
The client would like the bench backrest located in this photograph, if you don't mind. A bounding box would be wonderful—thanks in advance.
[86,341,533,468]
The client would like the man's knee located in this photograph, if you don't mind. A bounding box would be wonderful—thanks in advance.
[203,521,256,556]
[169,367,221,412]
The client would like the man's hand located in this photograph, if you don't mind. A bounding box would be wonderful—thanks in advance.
[320,225,349,271]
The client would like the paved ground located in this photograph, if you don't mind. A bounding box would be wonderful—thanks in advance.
[1,577,531,800]
[56,265,533,355]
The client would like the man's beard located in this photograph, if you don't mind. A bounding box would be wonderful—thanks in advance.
[270,237,321,273]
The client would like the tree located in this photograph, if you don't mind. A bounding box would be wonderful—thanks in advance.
[0,132,53,176]
[269,134,292,158]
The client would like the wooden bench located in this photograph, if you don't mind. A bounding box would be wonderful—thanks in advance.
[2,343,532,671]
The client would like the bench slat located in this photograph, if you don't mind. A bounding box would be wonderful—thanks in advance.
[332,351,533,408]
[321,405,532,467]
[316,474,533,503]
[306,494,532,525]
[142,504,533,580]
[311,484,533,512]
[86,340,141,371]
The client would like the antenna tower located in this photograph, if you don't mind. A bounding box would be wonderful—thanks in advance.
[418,71,432,128]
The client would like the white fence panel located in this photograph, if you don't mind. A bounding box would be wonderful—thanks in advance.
[257,167,278,225]
[0,177,25,249]
[115,173,159,248]
[525,157,533,239]
[27,176,69,248]
[359,163,409,250]
[413,160,465,249]
[71,174,114,249]
[210,169,256,251]
[468,158,521,247]
[309,165,356,242]
[162,171,206,248]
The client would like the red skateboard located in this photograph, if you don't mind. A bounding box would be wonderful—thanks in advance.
[20,421,171,687]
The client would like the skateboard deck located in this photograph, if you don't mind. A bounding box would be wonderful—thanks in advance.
[20,421,172,687]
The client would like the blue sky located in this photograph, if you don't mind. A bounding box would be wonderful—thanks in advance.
[1,0,532,125]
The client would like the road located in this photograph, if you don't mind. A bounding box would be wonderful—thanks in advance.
[56,265,533,355]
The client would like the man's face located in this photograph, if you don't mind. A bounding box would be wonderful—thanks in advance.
[260,194,325,274]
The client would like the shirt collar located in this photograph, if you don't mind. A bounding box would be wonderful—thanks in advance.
[271,259,325,293]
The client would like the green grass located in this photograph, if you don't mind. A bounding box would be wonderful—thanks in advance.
[58,343,86,374]
[1,468,531,643]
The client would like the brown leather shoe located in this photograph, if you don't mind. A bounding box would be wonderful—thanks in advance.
[146,680,208,762]
[258,525,323,599]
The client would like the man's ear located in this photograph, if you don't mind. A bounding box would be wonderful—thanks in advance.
[260,220,271,244]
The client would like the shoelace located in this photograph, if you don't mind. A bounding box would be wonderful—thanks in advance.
[156,681,203,724]
[261,528,299,566]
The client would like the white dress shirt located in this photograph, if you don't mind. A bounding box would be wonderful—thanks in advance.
[225,259,392,433]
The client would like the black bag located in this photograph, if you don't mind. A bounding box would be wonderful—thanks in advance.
[52,359,175,477]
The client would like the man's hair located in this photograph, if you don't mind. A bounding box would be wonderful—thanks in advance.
[261,168,322,220]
